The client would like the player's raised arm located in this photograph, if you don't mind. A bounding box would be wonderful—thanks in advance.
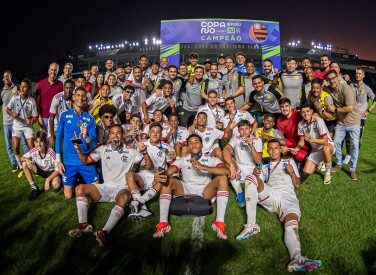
[73,142,93,164]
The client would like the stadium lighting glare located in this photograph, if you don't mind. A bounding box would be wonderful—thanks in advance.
[288,42,291,45]
[136,42,139,46]
[124,41,128,44]
[292,42,296,46]
[297,40,300,44]
[311,42,314,45]
[88,45,92,49]
[95,44,98,48]
[100,44,103,47]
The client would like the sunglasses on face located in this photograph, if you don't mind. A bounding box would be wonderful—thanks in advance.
[125,90,134,94]
[103,115,114,119]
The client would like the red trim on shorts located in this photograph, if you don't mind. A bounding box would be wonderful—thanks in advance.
[258,196,270,203]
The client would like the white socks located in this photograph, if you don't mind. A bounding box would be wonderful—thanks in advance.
[159,194,172,222]
[284,220,302,260]
[245,175,258,225]
[103,205,124,233]
[76,197,88,224]
[216,191,229,222]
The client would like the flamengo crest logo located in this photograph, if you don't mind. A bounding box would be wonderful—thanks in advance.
[201,21,226,34]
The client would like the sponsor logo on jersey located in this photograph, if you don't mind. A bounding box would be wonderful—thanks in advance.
[67,120,71,123]
[66,115,73,118]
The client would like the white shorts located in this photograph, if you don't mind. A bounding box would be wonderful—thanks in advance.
[95,182,129,203]
[180,180,207,196]
[308,141,335,165]
[137,170,154,190]
[257,184,301,222]
[12,126,34,139]
[237,163,257,183]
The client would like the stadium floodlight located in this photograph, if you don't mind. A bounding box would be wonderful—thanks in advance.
[95,44,98,48]
[124,41,128,44]
[136,42,139,46]
[292,42,296,46]
[288,42,291,45]
[311,42,315,45]
[297,40,300,44]
[88,45,92,49]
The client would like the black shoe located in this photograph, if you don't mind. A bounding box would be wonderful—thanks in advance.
[12,164,19,172]
[28,188,41,200]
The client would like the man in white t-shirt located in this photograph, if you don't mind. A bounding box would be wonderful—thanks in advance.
[295,103,335,184]
[152,134,230,239]
[162,112,189,157]
[223,120,262,209]
[69,124,153,246]
[192,91,225,129]
[7,78,38,168]
[245,140,322,272]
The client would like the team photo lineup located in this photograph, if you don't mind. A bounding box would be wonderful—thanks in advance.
[1,51,375,273]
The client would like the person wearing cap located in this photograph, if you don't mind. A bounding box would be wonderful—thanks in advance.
[217,54,227,75]
[203,59,212,80]
[124,63,132,79]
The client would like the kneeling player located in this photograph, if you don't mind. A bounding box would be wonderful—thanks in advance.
[294,104,335,184]
[69,124,153,246]
[223,120,262,208]
[245,140,322,272]
[21,130,61,200]
[153,134,230,239]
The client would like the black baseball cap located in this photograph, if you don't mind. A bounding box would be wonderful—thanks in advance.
[124,62,132,68]
[189,52,199,59]
[204,59,212,64]
[218,53,225,60]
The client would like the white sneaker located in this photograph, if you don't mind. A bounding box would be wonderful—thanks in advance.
[324,174,331,185]
[287,256,322,272]
[343,154,351,165]
[236,223,260,241]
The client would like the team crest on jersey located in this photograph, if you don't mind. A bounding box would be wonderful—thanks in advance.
[282,162,287,168]
[157,151,163,158]
[121,155,128,162]
[106,156,110,159]
[205,137,210,142]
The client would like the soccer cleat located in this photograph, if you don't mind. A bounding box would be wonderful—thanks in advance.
[236,224,260,241]
[94,230,108,246]
[153,222,171,238]
[28,188,41,200]
[128,213,142,222]
[212,221,227,240]
[130,201,139,214]
[331,165,342,173]
[236,192,245,208]
[343,154,351,165]
[350,171,357,181]
[287,256,322,272]
[138,208,153,219]
[68,223,93,238]
[12,164,19,172]
[324,174,331,185]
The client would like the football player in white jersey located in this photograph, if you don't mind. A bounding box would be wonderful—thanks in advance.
[295,103,335,184]
[127,122,176,221]
[141,109,168,140]
[112,85,135,124]
[21,131,61,200]
[191,112,226,160]
[162,112,189,157]
[223,96,257,137]
[48,79,74,148]
[152,134,230,239]
[69,124,153,246]
[246,139,322,272]
[122,114,143,146]
[7,78,38,168]
[223,120,262,210]
[192,90,225,129]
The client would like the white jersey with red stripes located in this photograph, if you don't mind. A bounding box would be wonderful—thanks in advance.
[23,147,58,172]
[227,135,262,166]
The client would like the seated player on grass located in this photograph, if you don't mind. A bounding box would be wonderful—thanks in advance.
[223,120,262,210]
[152,134,230,239]
[245,139,322,272]
[21,130,61,200]
[126,122,176,221]
[295,103,335,185]
[141,109,168,140]
[69,124,153,246]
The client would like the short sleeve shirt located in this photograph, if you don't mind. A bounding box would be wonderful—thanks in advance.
[249,85,283,113]
[223,110,255,137]
[195,104,225,128]
[23,147,58,172]
[222,71,245,108]
[194,126,224,154]
[228,135,262,166]
[1,84,19,125]
[7,95,38,129]
[36,78,63,118]
[297,117,330,152]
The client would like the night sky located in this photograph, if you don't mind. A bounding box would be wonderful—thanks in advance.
[2,0,375,79]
